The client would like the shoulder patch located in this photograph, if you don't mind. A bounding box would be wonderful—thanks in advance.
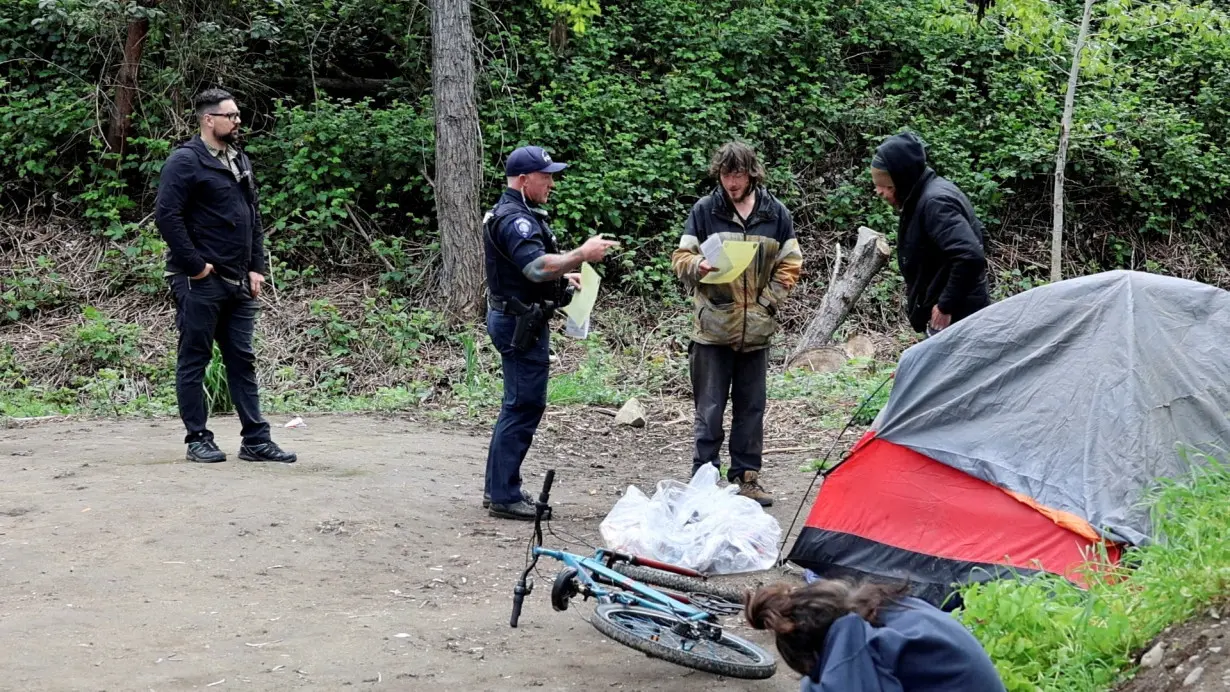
[514,218,534,238]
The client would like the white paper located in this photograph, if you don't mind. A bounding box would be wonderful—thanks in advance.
[565,314,590,339]
[700,234,725,268]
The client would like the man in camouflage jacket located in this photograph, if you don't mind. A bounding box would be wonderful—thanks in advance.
[672,142,803,506]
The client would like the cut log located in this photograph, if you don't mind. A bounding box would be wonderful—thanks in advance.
[787,226,892,370]
[844,334,878,359]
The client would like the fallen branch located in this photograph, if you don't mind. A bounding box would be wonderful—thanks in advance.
[787,226,892,371]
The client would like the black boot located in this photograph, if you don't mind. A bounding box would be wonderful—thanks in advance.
[187,439,227,463]
[238,441,297,463]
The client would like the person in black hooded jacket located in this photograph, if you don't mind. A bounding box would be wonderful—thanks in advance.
[870,133,990,335]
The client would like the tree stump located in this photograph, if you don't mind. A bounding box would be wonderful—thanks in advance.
[788,226,892,371]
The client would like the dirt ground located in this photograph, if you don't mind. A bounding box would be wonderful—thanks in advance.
[0,409,826,691]
[1115,607,1230,692]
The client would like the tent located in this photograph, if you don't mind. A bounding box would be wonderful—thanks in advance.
[788,270,1230,606]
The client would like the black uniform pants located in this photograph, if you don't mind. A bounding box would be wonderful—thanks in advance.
[484,309,550,505]
[168,273,271,445]
[689,342,768,482]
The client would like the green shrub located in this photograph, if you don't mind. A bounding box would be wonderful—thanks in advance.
[959,451,1230,691]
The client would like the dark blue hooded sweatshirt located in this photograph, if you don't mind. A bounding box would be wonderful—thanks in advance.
[801,597,1006,692]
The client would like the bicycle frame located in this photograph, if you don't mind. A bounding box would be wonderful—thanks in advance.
[510,469,720,629]
[534,546,713,623]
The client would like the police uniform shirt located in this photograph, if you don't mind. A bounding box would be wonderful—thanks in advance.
[485,188,555,303]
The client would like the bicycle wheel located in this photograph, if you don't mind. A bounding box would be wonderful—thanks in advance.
[611,563,746,604]
[589,604,776,680]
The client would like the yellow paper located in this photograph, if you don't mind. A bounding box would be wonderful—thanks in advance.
[700,240,758,284]
[562,262,601,325]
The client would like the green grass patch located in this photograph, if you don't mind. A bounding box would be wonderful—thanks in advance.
[957,450,1230,691]
[0,386,80,418]
[769,357,896,428]
[548,340,647,406]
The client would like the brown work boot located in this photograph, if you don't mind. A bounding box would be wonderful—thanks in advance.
[736,471,773,507]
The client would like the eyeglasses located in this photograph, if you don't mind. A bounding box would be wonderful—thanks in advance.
[207,112,242,122]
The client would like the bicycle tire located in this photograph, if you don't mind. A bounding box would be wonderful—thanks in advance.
[611,563,747,605]
[590,604,776,680]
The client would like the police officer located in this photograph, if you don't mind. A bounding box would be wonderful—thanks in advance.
[482,146,618,520]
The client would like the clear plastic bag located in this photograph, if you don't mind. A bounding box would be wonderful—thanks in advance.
[598,465,781,575]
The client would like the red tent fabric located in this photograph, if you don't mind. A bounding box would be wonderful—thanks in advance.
[788,433,1122,607]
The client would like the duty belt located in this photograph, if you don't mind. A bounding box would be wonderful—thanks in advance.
[488,296,531,315]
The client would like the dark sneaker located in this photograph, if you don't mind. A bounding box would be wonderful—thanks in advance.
[238,441,297,464]
[482,489,534,508]
[736,471,774,507]
[488,499,540,520]
[187,439,226,463]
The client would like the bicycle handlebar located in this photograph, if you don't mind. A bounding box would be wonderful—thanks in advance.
[538,469,555,506]
[510,469,555,629]
[510,582,528,627]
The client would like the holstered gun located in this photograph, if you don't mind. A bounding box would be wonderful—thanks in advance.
[509,298,556,352]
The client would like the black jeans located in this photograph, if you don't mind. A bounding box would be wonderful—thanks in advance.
[689,342,768,482]
[484,309,550,505]
[168,273,270,445]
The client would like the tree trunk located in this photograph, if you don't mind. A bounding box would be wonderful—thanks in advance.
[430,0,484,322]
[106,12,151,160]
[1052,0,1096,283]
[787,226,892,371]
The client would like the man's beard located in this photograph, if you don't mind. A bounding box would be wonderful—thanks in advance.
[218,129,239,145]
[726,187,751,204]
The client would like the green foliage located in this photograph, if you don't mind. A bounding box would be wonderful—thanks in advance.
[958,451,1230,691]
[0,343,26,389]
[244,98,435,264]
[1,256,71,323]
[204,344,233,415]
[539,0,602,33]
[3,0,1227,304]
[96,222,169,294]
[991,267,1046,302]
[305,296,443,377]
[0,385,80,418]
[0,79,97,195]
[548,339,644,406]
[770,358,896,428]
[307,300,360,357]
[49,305,142,374]
[358,296,445,362]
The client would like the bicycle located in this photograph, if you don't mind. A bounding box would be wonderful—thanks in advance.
[508,469,777,680]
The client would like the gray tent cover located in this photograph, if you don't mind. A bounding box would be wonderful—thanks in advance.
[872,270,1230,546]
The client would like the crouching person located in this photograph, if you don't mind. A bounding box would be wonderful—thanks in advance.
[746,579,1007,691]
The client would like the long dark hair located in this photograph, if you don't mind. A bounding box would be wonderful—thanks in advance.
[745,578,911,677]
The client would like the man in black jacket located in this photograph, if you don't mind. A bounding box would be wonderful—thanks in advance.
[155,88,296,464]
[870,133,990,335]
